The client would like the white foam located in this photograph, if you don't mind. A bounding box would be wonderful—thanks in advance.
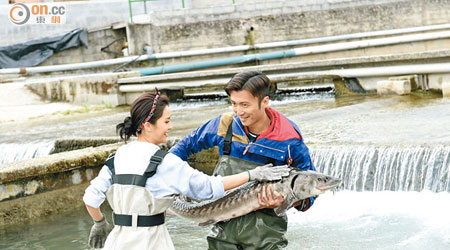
[286,191,450,249]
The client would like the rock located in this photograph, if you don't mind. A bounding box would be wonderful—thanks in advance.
[377,80,411,96]
[443,81,450,98]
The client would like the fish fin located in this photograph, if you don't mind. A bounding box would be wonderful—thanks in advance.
[199,220,216,226]
[274,194,296,216]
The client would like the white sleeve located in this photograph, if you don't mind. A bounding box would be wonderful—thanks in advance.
[147,153,225,200]
[83,165,112,208]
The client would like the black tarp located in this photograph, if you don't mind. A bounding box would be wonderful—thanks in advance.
[0,28,88,69]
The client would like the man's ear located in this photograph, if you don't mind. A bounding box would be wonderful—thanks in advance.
[262,96,270,107]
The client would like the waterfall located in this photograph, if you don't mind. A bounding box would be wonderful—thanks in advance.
[0,141,55,167]
[310,145,450,192]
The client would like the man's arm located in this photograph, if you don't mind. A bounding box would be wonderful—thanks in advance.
[170,116,222,161]
[290,141,316,171]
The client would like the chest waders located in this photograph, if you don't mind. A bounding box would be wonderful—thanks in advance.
[103,150,176,250]
[207,123,288,250]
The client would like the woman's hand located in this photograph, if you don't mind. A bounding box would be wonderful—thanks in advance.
[257,186,284,209]
[249,164,290,182]
[88,218,112,248]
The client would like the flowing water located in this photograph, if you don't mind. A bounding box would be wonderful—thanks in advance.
[0,140,55,165]
[1,191,449,250]
[312,145,450,192]
[1,90,450,249]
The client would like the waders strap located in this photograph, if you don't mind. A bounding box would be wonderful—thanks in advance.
[145,149,168,178]
[113,213,165,227]
[223,121,233,155]
[105,152,116,182]
[106,150,168,185]
[113,174,147,187]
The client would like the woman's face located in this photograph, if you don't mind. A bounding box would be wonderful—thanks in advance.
[147,105,172,144]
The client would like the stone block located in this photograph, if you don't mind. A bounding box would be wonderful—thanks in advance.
[443,81,450,98]
[377,80,411,96]
[388,75,418,90]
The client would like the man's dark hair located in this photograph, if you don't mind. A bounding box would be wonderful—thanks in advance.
[224,71,270,105]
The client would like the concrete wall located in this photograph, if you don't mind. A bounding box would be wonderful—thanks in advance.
[25,71,139,106]
[39,27,127,66]
[0,142,121,226]
[129,0,450,55]
[50,137,121,154]
[0,0,186,46]
[0,143,122,202]
[4,0,450,69]
[0,137,221,227]
[429,73,450,90]
[0,0,188,68]
[120,0,450,73]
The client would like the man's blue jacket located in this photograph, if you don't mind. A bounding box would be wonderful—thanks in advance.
[170,107,316,211]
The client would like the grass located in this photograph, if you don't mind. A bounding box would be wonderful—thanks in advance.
[21,103,127,122]
[51,104,111,116]
[0,119,15,124]
[20,103,115,119]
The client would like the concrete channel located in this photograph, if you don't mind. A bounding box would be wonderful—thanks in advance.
[24,49,450,105]
[2,0,450,228]
[0,138,218,227]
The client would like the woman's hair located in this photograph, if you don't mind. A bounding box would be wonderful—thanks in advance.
[116,92,169,142]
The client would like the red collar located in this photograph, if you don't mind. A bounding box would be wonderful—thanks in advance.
[243,107,274,137]
[243,107,301,142]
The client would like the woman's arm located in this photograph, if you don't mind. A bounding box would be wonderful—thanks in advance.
[85,204,104,222]
[83,165,113,217]
[155,154,290,201]
[85,205,112,249]
[222,172,249,191]
[223,164,291,191]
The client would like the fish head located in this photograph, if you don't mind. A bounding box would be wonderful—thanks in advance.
[288,169,341,199]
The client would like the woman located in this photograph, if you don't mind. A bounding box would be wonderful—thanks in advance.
[83,88,289,250]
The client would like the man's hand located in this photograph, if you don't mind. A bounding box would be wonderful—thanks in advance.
[257,185,285,209]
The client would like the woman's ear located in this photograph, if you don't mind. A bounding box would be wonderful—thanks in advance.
[142,122,152,132]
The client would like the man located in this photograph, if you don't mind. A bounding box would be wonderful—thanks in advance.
[170,71,316,250]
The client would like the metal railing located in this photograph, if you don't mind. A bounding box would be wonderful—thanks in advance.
[128,0,187,24]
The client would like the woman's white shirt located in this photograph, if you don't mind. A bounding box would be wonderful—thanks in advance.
[83,141,224,208]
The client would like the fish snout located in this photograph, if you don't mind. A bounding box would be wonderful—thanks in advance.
[316,176,341,192]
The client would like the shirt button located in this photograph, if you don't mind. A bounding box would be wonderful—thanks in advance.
[281,156,284,159]
[260,150,263,152]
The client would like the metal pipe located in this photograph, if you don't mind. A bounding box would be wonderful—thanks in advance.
[2,23,450,75]
[292,30,450,55]
[139,50,296,75]
[119,62,450,92]
[0,56,143,74]
[271,62,450,78]
[255,23,450,49]
[139,30,450,75]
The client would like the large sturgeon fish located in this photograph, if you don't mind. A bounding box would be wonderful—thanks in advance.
[169,167,341,226]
